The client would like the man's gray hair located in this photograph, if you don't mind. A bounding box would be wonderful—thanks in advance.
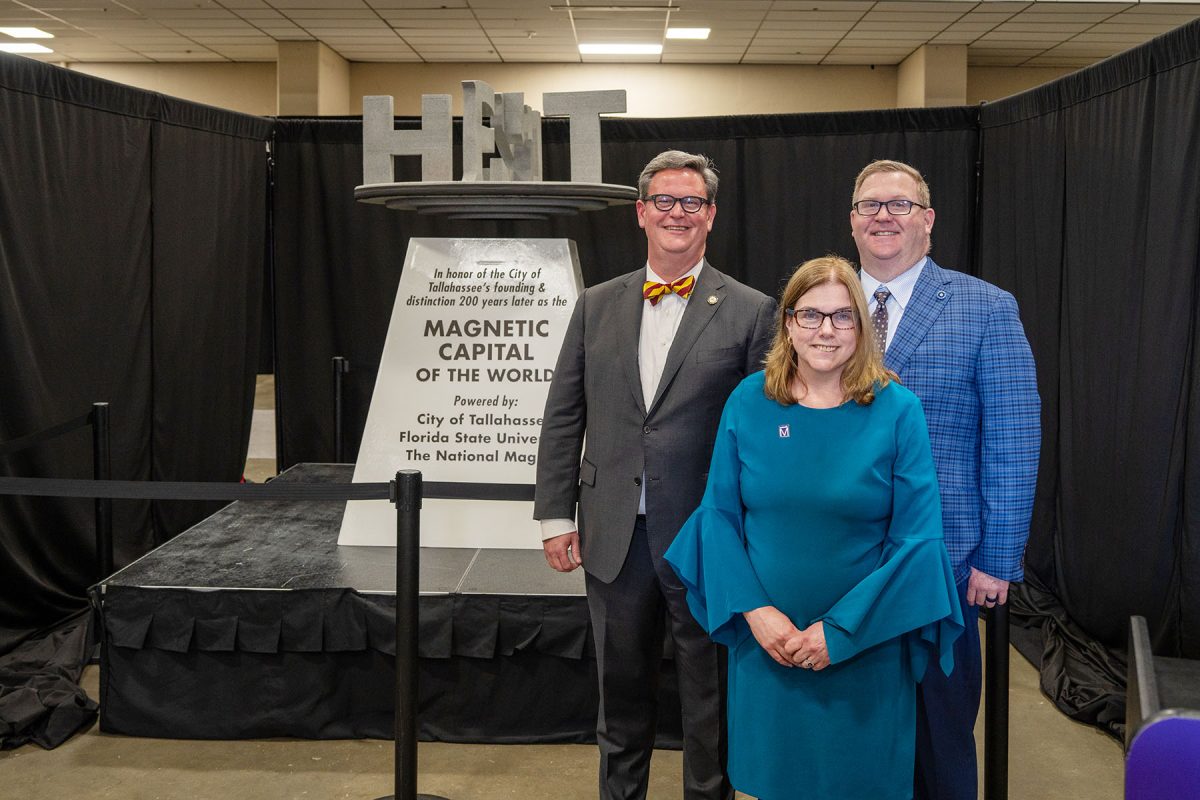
[637,150,719,202]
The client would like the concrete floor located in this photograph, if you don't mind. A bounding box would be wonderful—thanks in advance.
[0,375,1126,799]
[0,640,1124,800]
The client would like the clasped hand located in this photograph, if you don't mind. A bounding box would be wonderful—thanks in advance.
[742,606,829,670]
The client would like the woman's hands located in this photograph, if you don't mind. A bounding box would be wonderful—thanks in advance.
[743,606,800,666]
[742,609,830,671]
[787,621,830,671]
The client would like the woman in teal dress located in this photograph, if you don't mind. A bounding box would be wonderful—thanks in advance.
[665,255,963,800]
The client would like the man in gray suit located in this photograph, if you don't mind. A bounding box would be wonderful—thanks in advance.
[535,150,775,800]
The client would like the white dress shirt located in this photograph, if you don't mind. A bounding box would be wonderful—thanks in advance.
[859,257,927,350]
[540,260,703,541]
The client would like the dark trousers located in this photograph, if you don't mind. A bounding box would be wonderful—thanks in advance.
[585,518,732,800]
[915,577,982,800]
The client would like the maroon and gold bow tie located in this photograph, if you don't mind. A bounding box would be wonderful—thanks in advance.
[643,275,696,306]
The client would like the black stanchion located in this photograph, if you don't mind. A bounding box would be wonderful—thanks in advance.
[333,356,350,463]
[984,603,1010,800]
[378,470,448,800]
[91,402,113,581]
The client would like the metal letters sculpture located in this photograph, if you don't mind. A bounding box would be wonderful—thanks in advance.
[356,81,638,220]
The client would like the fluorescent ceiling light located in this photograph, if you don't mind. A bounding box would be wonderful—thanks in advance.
[0,43,53,53]
[666,28,710,40]
[579,43,663,55]
[0,27,54,39]
[552,4,681,10]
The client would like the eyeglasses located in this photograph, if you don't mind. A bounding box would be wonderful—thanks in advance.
[851,199,928,216]
[644,194,710,213]
[786,307,857,330]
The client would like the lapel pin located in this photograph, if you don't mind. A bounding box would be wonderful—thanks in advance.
[707,295,718,305]
[779,424,790,438]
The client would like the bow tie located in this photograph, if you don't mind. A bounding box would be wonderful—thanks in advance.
[643,275,696,306]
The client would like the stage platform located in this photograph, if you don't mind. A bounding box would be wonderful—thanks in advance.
[94,463,682,743]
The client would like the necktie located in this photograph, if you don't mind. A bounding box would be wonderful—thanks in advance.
[643,275,696,306]
[872,287,891,354]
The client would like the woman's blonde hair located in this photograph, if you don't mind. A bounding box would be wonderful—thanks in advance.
[763,255,894,406]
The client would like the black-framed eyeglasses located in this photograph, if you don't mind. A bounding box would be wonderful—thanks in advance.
[785,307,857,330]
[644,194,710,213]
[851,199,928,216]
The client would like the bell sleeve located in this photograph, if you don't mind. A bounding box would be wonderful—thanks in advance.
[815,394,965,681]
[665,383,771,649]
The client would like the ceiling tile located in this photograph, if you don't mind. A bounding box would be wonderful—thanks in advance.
[1020,55,1093,66]
[941,21,1005,31]
[959,11,1026,23]
[267,0,368,7]
[993,21,1092,31]
[874,1,976,11]
[842,30,936,41]
[366,0,467,6]
[1087,20,1188,32]
[235,10,288,19]
[1004,10,1112,22]
[978,30,1075,40]
[761,10,867,22]
[208,43,277,57]
[860,11,964,23]
[753,29,846,39]
[968,55,1028,65]
[821,53,905,64]
[769,0,872,9]
[661,53,743,62]
[0,0,1171,67]
[1069,31,1164,41]
[1021,1,1132,10]
[742,53,824,63]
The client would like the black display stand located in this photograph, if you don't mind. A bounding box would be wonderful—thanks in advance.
[94,463,684,746]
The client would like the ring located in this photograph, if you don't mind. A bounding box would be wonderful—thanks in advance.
[985,595,998,602]
[803,659,814,668]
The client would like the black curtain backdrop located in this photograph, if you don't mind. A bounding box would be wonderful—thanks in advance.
[271,109,977,468]
[1,19,1198,741]
[0,55,271,654]
[979,20,1200,736]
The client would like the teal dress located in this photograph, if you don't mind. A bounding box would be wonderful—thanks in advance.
[665,373,963,800]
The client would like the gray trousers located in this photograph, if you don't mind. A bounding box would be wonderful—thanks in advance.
[585,518,732,800]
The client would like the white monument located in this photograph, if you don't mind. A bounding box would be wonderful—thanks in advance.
[338,81,636,548]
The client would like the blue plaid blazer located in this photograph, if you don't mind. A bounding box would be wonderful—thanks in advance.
[883,259,1040,584]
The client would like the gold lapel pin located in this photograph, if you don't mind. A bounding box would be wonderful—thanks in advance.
[707,295,718,305]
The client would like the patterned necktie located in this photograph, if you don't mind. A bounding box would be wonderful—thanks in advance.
[643,275,696,306]
[872,287,891,354]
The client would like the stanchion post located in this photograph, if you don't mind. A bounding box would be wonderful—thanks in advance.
[984,603,1010,800]
[378,470,448,800]
[333,357,350,463]
[91,402,113,580]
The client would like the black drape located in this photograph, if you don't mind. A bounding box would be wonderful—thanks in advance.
[2,19,1200,742]
[980,20,1200,735]
[0,55,271,655]
[271,109,976,468]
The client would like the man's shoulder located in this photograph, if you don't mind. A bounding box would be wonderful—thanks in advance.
[584,268,640,297]
[927,260,1012,304]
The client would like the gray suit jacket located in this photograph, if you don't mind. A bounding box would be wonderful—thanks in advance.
[534,261,775,584]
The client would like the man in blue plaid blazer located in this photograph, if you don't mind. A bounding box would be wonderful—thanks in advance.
[849,160,1040,800]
